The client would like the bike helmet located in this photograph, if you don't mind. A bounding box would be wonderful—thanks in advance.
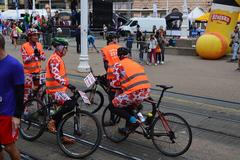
[52,37,68,47]
[27,28,40,36]
[117,47,129,57]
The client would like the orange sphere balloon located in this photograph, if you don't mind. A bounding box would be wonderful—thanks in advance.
[196,32,228,59]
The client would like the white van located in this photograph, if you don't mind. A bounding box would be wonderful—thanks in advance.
[119,17,166,35]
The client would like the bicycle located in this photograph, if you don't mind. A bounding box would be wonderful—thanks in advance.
[20,86,102,159]
[82,74,108,113]
[26,71,48,104]
[102,85,192,157]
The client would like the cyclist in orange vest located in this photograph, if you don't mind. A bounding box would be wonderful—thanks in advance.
[21,28,46,102]
[109,47,151,134]
[100,33,122,100]
[45,37,75,144]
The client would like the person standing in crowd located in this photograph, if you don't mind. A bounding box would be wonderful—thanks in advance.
[75,25,81,53]
[139,36,147,64]
[136,25,142,49]
[88,34,96,51]
[155,26,167,64]
[229,26,240,62]
[236,49,240,71]
[0,34,25,160]
[125,34,134,58]
[103,24,108,39]
[147,34,158,65]
[10,23,19,49]
[21,28,46,102]
[45,18,53,50]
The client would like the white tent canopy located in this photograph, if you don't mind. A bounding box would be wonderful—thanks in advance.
[0,9,57,20]
[188,7,205,23]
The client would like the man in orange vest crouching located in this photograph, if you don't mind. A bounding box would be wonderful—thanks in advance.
[21,28,46,102]
[109,47,151,134]
[45,37,75,144]
[100,33,122,101]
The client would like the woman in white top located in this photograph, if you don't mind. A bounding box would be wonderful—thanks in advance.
[10,23,18,49]
[148,34,158,65]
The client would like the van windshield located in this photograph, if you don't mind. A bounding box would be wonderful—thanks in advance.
[130,21,138,27]
[125,20,132,26]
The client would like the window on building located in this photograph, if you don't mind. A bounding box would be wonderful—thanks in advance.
[0,0,4,4]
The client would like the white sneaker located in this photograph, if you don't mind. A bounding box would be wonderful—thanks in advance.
[154,63,158,66]
[157,61,160,64]
[161,61,164,64]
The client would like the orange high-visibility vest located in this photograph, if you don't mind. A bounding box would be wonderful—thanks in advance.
[101,43,121,80]
[22,42,44,74]
[119,58,151,94]
[45,53,68,94]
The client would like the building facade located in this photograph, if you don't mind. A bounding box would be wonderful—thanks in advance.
[115,0,212,18]
[1,0,212,16]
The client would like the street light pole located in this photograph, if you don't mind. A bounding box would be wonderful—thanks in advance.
[77,0,90,72]
[15,0,19,21]
[4,0,8,10]
[166,0,169,15]
[181,0,189,39]
[33,0,36,11]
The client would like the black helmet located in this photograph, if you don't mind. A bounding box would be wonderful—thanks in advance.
[52,37,68,47]
[117,47,129,57]
[106,32,117,44]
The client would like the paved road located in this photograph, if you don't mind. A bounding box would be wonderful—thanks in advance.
[2,36,240,160]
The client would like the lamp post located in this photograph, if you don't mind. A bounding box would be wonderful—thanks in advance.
[166,0,169,15]
[181,0,189,39]
[4,0,8,10]
[77,0,90,72]
[15,0,19,21]
[153,0,158,17]
[33,0,36,11]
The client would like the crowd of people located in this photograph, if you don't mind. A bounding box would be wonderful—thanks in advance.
[124,25,167,66]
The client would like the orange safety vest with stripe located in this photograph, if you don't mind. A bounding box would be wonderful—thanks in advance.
[22,42,44,74]
[45,53,68,94]
[101,43,121,80]
[119,58,151,94]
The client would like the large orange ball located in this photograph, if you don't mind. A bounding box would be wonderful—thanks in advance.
[196,32,228,59]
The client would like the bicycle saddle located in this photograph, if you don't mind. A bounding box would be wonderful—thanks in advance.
[156,85,173,90]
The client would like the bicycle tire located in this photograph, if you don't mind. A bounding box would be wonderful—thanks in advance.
[57,110,102,159]
[81,89,104,114]
[102,106,128,143]
[151,112,192,157]
[20,99,47,141]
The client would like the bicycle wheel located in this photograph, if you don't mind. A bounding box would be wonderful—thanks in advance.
[20,99,46,141]
[102,106,128,143]
[151,112,192,157]
[57,110,102,159]
[80,89,104,114]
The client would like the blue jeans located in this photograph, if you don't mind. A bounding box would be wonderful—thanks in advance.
[232,42,239,60]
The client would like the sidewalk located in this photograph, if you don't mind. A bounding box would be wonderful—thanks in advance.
[7,37,240,102]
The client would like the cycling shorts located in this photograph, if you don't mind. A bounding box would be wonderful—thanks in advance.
[0,116,19,145]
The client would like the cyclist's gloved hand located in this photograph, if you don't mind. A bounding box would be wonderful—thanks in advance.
[67,84,76,91]
[34,48,40,57]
